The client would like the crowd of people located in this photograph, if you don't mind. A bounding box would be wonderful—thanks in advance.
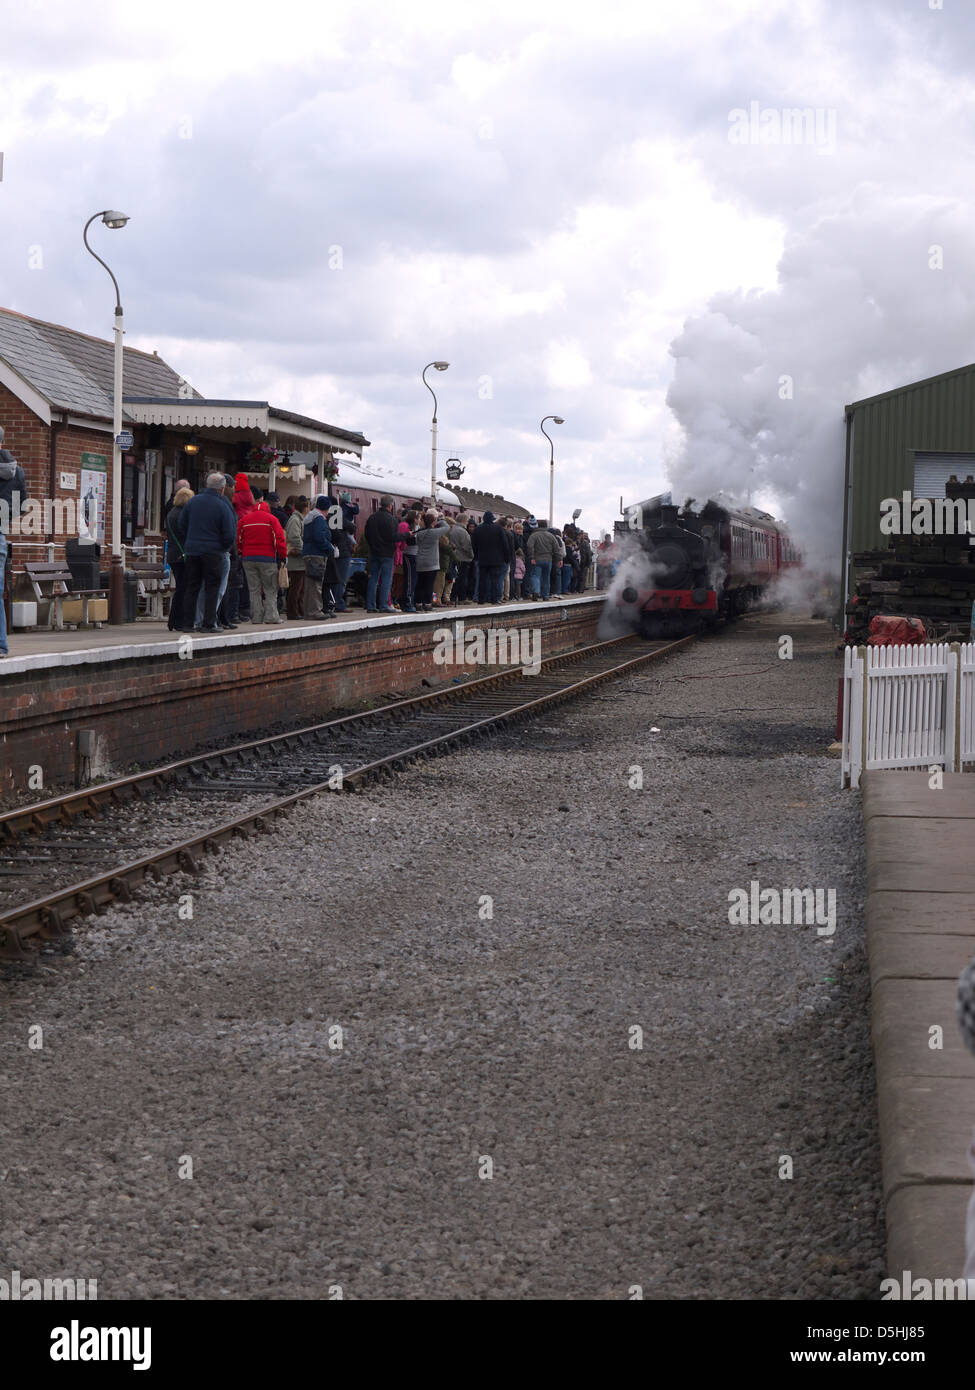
[163,472,604,630]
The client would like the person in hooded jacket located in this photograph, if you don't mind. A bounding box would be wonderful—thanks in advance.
[472,510,508,603]
[339,490,359,536]
[0,426,29,656]
[238,497,287,623]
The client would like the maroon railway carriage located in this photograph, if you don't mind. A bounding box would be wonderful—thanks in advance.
[616,495,799,636]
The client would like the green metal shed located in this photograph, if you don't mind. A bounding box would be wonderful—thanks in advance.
[841,361,975,606]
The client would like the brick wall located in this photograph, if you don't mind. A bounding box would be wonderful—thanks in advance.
[0,386,118,573]
[0,602,605,795]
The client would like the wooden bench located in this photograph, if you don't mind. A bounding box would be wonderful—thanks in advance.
[24,562,108,630]
[128,559,171,620]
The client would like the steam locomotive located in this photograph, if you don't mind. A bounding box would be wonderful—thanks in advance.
[614,493,800,637]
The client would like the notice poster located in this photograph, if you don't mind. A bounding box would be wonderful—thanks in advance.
[79,452,108,543]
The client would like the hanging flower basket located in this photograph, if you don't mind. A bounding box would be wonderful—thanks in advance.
[248,442,279,469]
[321,458,339,483]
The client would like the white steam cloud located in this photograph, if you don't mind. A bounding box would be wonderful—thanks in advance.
[664,192,975,573]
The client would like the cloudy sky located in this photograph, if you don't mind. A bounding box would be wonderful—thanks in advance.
[3,0,974,555]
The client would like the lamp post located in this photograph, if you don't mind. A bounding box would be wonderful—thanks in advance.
[422,361,449,503]
[83,209,130,625]
[540,415,564,525]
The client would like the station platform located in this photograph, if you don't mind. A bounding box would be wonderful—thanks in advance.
[862,770,975,1285]
[0,595,606,795]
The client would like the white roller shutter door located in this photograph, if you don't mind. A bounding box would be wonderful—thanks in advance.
[913,452,975,498]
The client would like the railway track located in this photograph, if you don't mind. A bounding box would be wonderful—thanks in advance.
[0,630,694,960]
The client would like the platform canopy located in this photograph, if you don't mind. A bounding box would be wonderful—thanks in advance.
[122,397,369,457]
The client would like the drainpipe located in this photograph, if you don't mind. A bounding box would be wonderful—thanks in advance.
[840,404,855,626]
[47,412,68,544]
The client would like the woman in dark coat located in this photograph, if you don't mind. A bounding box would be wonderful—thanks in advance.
[166,486,193,631]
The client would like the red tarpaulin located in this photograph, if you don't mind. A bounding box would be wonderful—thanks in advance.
[867,615,927,646]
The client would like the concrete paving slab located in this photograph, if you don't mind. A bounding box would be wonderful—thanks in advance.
[872,979,975,1079]
[869,931,975,986]
[867,890,975,937]
[877,1076,975,1199]
[885,1183,971,1284]
[863,771,975,821]
[865,819,975,893]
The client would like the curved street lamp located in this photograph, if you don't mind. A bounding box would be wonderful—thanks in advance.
[422,361,449,502]
[83,209,130,624]
[540,414,564,526]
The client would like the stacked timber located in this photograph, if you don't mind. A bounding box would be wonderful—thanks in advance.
[845,475,975,644]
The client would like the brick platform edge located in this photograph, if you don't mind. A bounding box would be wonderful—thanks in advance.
[0,598,607,794]
[862,770,975,1283]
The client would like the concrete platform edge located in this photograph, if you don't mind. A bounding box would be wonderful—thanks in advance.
[0,595,606,676]
[861,771,975,1284]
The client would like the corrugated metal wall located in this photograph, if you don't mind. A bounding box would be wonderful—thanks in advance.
[847,365,975,555]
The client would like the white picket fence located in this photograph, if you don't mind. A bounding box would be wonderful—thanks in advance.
[842,642,975,788]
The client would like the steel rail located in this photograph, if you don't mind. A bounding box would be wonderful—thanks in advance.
[0,632,641,843]
[0,633,694,959]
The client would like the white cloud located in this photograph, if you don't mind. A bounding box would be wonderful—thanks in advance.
[3,0,975,541]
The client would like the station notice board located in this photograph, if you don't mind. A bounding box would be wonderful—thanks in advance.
[79,452,107,543]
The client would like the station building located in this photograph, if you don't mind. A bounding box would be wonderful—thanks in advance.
[0,306,368,580]
[841,361,975,605]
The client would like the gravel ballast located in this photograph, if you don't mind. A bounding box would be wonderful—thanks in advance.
[0,611,883,1299]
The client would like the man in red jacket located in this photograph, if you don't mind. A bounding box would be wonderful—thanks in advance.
[238,499,287,623]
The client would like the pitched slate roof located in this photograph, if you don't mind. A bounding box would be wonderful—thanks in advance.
[0,307,200,420]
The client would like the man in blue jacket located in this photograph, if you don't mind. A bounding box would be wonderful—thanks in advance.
[174,472,236,631]
[301,495,336,620]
